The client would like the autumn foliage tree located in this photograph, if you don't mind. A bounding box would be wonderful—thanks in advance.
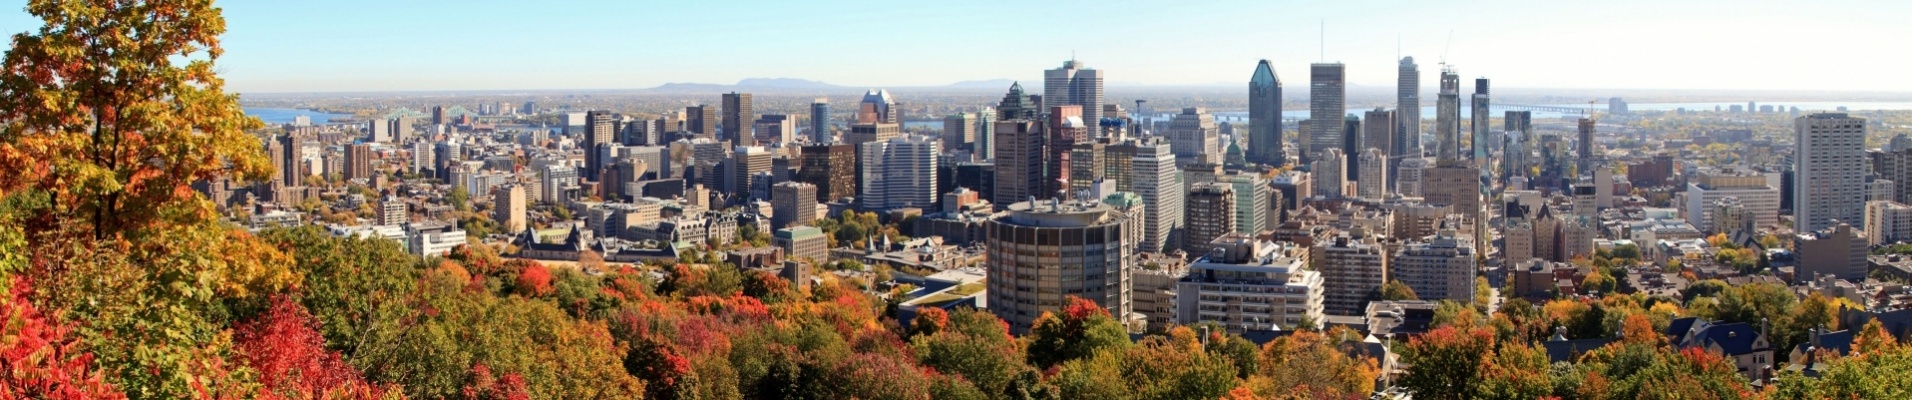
[0,277,127,400]
[233,295,390,400]
[0,0,271,241]
[1026,296,1131,368]
[1399,327,1496,400]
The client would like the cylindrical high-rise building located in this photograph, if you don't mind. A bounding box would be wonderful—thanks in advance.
[810,98,831,144]
[986,199,1135,333]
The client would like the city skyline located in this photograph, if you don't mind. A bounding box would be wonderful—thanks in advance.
[4,0,1907,93]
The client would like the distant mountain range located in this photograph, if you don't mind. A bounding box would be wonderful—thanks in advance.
[647,78,1024,93]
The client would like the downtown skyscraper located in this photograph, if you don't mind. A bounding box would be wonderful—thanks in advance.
[723,92,754,146]
[1471,78,1491,164]
[1435,67,1462,163]
[1307,63,1345,164]
[1397,57,1421,159]
[1249,59,1285,166]
[584,110,616,181]
[1045,60,1104,131]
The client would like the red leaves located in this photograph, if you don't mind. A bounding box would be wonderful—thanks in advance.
[461,364,529,400]
[1062,296,1107,321]
[233,295,388,400]
[514,264,552,297]
[0,277,128,400]
[624,337,695,400]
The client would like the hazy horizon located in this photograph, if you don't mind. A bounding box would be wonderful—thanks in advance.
[10,0,1906,94]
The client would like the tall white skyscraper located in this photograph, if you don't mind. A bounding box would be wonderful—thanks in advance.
[1045,59,1104,130]
[1307,63,1346,164]
[1132,139,1183,253]
[1795,113,1868,233]
[860,136,940,211]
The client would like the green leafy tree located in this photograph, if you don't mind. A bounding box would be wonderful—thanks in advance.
[1381,280,1420,301]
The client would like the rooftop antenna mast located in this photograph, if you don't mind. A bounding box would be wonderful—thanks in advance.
[1439,30,1453,69]
[1319,19,1325,62]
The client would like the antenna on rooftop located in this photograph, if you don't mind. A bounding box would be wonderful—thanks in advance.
[1439,30,1453,67]
[1319,19,1325,62]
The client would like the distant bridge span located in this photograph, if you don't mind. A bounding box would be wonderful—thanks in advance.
[1499,104,1607,115]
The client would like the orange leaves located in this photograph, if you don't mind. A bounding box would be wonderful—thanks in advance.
[513,264,552,297]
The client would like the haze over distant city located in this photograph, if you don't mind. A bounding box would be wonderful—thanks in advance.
[4,0,1907,94]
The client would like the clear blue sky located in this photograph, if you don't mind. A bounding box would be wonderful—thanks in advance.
[2,0,1907,93]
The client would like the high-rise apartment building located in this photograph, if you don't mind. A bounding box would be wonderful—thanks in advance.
[1169,107,1220,164]
[1357,148,1389,200]
[493,184,526,233]
[1795,113,1868,233]
[986,199,1134,333]
[859,136,939,211]
[810,98,832,144]
[1184,183,1236,256]
[771,182,818,230]
[722,92,755,147]
[1393,230,1476,303]
[1176,234,1325,332]
[1397,157,1428,197]
[1319,228,1389,316]
[1132,140,1183,253]
[1044,60,1104,132]
[279,133,305,185]
[1397,57,1421,160]
[1311,148,1347,198]
[1307,63,1346,164]
[344,143,374,181]
[1249,60,1285,166]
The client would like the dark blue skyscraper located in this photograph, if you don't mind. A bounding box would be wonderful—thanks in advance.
[810,98,830,144]
[1249,59,1285,167]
